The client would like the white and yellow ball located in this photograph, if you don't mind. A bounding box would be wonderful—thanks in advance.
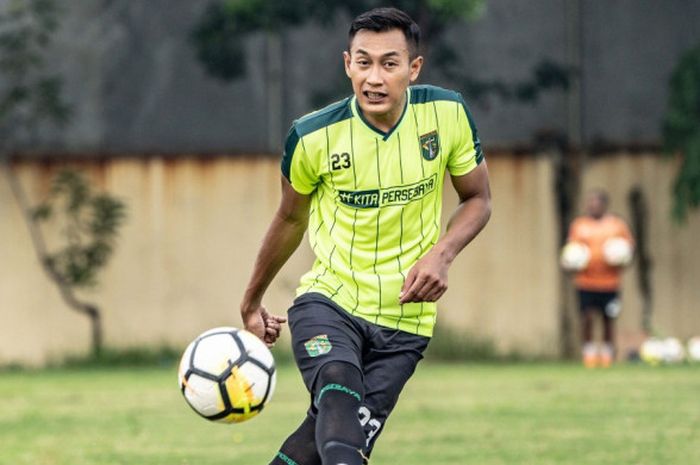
[662,337,685,364]
[603,237,634,267]
[687,337,700,362]
[640,338,665,365]
[560,242,591,271]
[640,337,686,365]
[178,327,276,423]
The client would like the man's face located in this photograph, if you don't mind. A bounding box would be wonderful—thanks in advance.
[344,29,423,124]
[585,193,607,219]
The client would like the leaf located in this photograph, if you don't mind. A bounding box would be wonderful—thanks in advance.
[663,45,700,222]
[32,203,52,221]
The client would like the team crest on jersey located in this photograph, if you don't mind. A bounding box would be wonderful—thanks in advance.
[304,334,332,357]
[420,130,440,161]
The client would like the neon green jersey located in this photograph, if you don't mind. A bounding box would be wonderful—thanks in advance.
[281,85,484,337]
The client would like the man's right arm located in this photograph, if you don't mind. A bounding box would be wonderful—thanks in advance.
[240,176,311,345]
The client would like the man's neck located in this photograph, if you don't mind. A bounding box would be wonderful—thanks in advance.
[360,92,407,133]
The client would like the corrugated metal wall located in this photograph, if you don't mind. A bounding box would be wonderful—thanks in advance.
[1,153,699,365]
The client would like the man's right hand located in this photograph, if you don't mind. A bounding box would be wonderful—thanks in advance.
[241,303,287,347]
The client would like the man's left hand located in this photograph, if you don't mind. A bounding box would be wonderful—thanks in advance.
[399,248,450,304]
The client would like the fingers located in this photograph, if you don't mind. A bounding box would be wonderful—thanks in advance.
[399,274,426,304]
[263,330,279,348]
[400,268,418,298]
[264,318,283,348]
[253,308,287,348]
[423,283,447,302]
[265,319,282,331]
[261,310,288,324]
[400,274,447,303]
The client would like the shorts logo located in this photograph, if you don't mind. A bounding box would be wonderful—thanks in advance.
[304,334,332,357]
[420,130,440,161]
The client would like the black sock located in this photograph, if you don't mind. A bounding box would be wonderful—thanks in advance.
[269,415,321,465]
[314,362,365,465]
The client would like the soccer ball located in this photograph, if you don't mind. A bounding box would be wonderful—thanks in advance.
[603,237,634,267]
[640,338,664,365]
[640,337,685,365]
[560,242,590,271]
[178,327,276,423]
[661,337,685,364]
[687,337,700,362]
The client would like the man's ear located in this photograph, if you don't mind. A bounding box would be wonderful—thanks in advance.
[343,51,352,78]
[409,55,424,83]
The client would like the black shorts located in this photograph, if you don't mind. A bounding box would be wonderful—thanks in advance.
[288,292,430,454]
[577,289,621,319]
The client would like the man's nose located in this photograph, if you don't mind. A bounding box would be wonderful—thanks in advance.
[367,64,382,85]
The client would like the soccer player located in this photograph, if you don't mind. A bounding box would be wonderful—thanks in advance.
[567,190,634,368]
[239,8,491,465]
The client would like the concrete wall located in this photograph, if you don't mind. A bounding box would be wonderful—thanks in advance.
[2,153,699,365]
[21,0,700,154]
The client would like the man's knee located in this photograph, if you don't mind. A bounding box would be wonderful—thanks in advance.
[314,361,363,408]
[313,362,365,465]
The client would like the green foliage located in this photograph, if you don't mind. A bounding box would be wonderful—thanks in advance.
[191,0,484,81]
[427,0,484,21]
[33,170,127,288]
[663,45,700,221]
[0,0,70,145]
[425,324,529,361]
[191,0,570,107]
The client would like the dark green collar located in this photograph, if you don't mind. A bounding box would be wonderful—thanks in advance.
[352,88,410,141]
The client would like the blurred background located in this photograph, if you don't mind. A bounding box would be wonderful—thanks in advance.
[2,0,700,367]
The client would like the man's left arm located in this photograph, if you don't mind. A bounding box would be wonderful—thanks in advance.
[400,162,491,303]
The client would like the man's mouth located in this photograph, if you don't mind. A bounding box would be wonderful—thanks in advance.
[363,90,387,103]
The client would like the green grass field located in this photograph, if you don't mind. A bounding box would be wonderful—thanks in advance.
[1,362,698,465]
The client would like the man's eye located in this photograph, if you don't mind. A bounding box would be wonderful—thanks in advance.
[384,62,397,68]
[357,60,369,66]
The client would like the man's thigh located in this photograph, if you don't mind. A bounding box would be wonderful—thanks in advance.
[288,293,364,396]
[360,328,430,454]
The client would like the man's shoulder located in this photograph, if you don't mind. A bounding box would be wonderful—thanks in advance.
[409,84,464,105]
[571,216,591,228]
[605,214,630,227]
[292,96,354,138]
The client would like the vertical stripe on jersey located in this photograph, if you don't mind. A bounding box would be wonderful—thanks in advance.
[411,105,427,333]
[305,263,328,293]
[309,127,339,289]
[349,119,359,313]
[432,101,443,233]
[305,133,325,255]
[329,282,344,300]
[431,105,446,333]
[410,106,427,255]
[396,133,406,327]
[374,138,382,322]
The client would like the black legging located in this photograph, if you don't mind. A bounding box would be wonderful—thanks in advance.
[269,361,366,465]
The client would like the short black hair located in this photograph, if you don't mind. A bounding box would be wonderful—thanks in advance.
[348,7,421,58]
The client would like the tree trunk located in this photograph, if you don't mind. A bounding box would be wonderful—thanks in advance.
[551,144,583,359]
[1,155,104,357]
[628,187,653,334]
[86,304,103,356]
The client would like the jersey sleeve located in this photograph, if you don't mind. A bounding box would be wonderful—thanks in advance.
[447,95,484,176]
[281,124,319,195]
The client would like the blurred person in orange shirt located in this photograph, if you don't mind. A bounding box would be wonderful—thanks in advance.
[567,190,634,368]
